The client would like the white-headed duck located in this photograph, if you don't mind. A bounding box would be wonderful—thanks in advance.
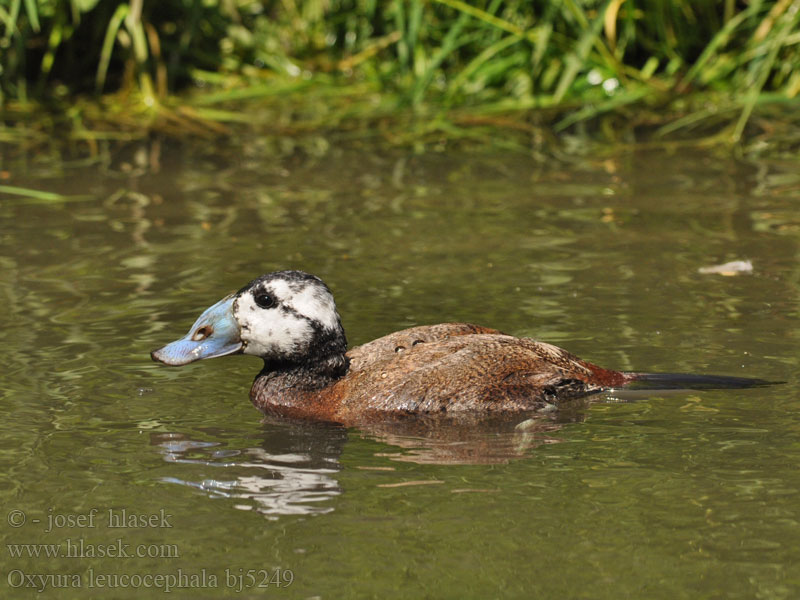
[151,270,769,425]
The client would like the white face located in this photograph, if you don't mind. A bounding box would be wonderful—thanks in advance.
[232,274,342,360]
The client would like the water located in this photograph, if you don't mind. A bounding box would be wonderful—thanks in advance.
[1,144,798,598]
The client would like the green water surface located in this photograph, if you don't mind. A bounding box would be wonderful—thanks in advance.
[1,146,798,598]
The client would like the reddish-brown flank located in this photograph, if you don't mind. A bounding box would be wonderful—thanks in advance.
[250,323,632,426]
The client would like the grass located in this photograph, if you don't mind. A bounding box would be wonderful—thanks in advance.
[0,183,92,203]
[1,0,799,154]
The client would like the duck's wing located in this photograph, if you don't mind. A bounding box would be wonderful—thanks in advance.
[346,323,503,372]
[336,333,621,420]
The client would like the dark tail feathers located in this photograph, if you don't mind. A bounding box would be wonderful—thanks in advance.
[625,372,779,391]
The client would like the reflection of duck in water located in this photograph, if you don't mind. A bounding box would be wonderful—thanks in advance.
[152,270,768,426]
[150,422,346,516]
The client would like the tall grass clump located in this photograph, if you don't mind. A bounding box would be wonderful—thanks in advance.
[1,0,799,150]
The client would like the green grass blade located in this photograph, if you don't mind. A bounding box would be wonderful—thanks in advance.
[554,0,612,103]
[432,0,525,38]
[407,0,423,69]
[555,88,649,130]
[392,0,408,68]
[96,4,128,92]
[409,11,472,106]
[531,3,560,76]
[191,80,314,105]
[447,33,522,100]
[22,0,38,32]
[0,184,86,203]
[0,6,17,43]
[678,3,761,89]
[655,103,735,137]
[731,4,800,142]
[40,19,63,78]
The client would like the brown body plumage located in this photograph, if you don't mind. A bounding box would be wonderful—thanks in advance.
[249,323,631,425]
[151,271,769,426]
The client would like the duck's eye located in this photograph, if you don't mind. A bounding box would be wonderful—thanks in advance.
[254,292,276,309]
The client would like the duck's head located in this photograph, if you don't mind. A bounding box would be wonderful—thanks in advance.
[151,271,348,375]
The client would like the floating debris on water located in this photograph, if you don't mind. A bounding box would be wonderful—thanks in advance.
[698,260,753,276]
